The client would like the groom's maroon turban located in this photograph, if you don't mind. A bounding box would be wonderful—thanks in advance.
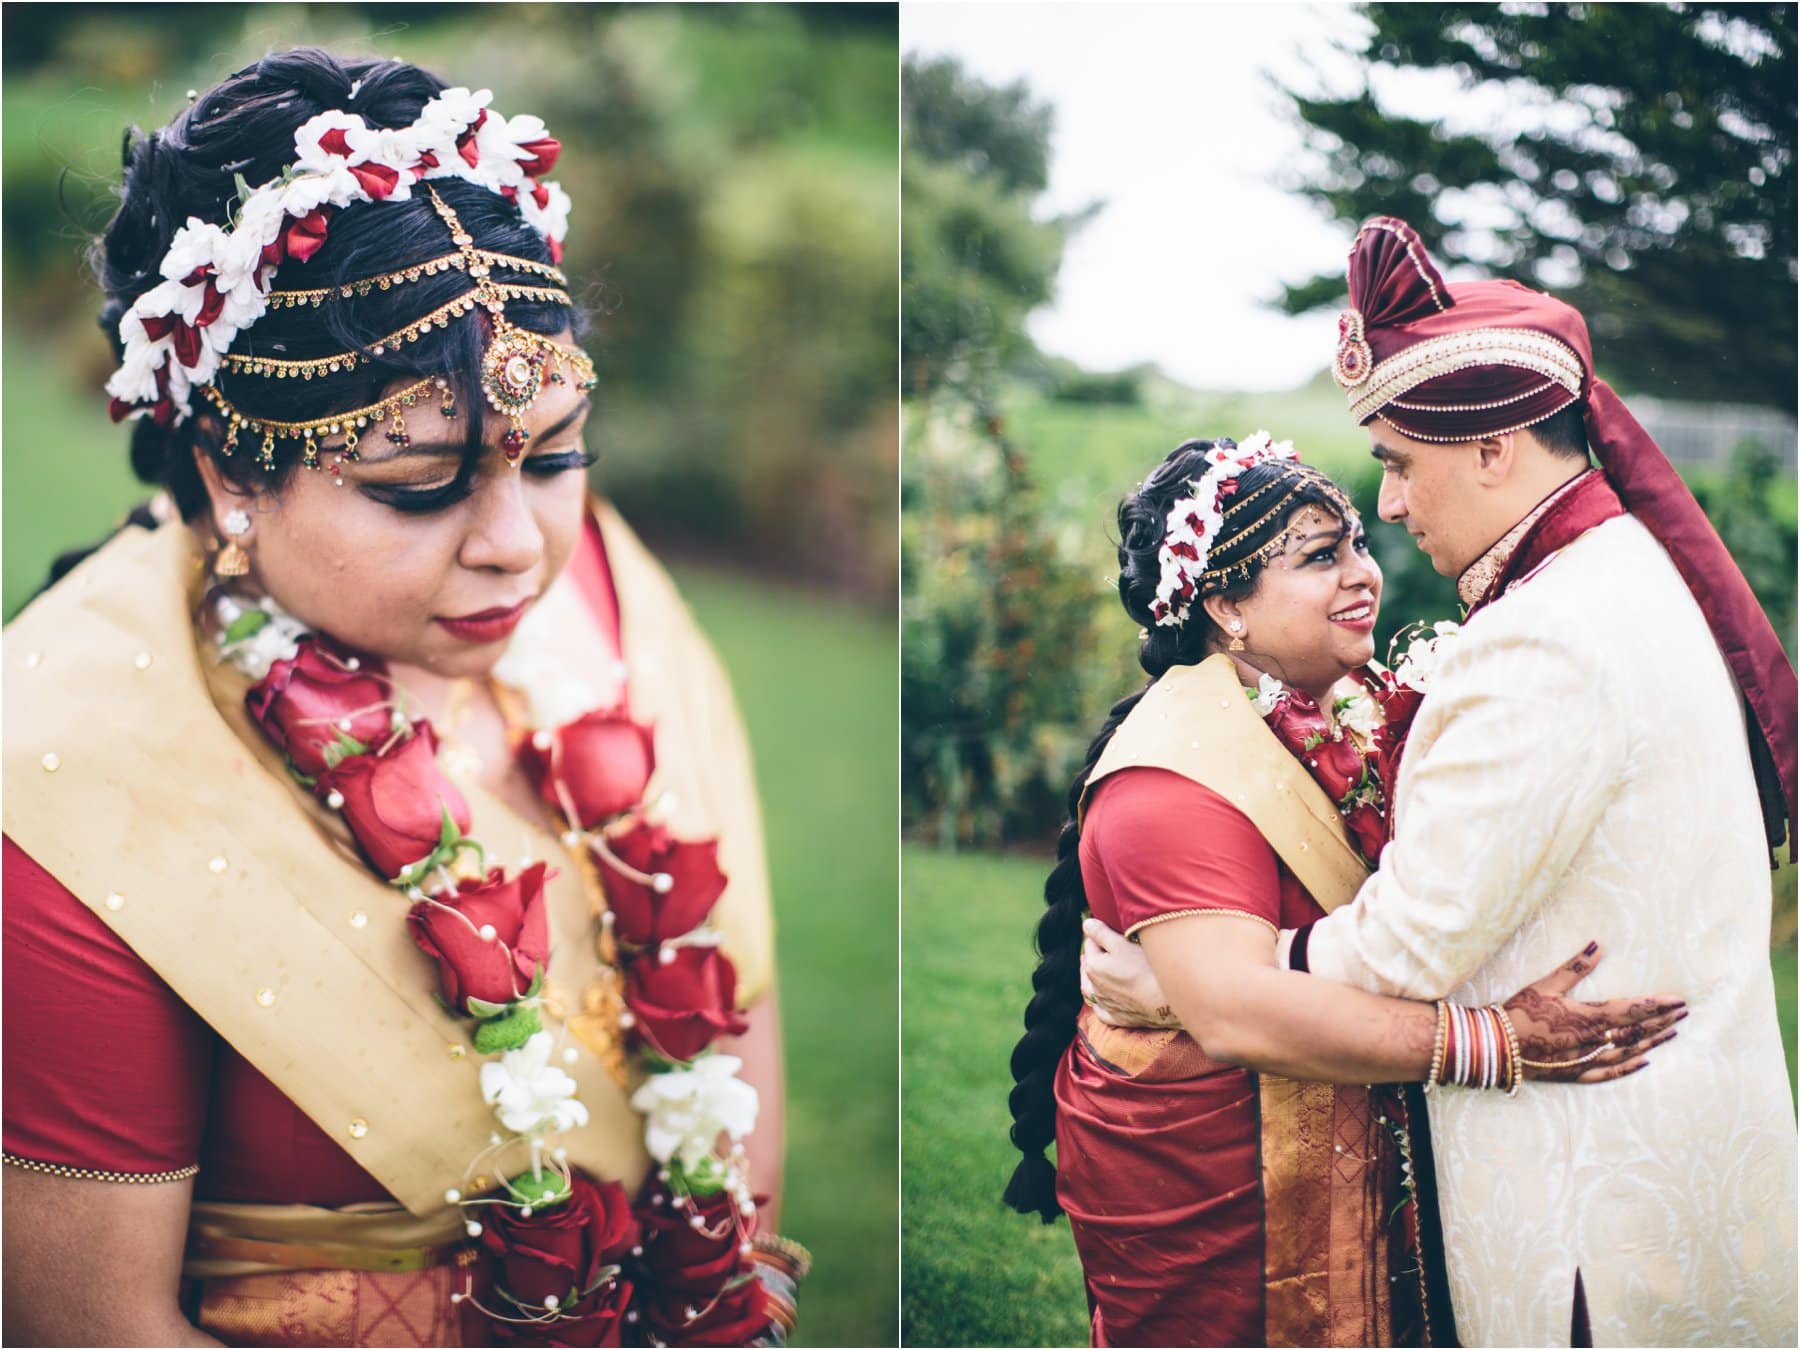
[1332,218,1587,442]
[1333,216,1796,860]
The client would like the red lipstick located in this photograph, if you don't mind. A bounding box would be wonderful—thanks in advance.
[435,600,530,643]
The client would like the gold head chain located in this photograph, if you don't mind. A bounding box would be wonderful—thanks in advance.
[202,187,596,478]
[1196,464,1356,589]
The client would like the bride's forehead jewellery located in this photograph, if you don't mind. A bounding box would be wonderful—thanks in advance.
[106,89,595,473]
[1149,433,1353,629]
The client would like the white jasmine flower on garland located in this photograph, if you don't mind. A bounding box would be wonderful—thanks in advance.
[214,595,306,680]
[631,1053,759,1169]
[479,1031,589,1136]
[1390,619,1462,694]
[1250,672,1287,717]
[492,600,607,727]
[1333,688,1384,746]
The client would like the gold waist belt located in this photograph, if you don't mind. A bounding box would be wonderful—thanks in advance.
[184,1199,471,1279]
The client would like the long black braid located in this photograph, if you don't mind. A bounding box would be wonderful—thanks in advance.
[1002,438,1352,1222]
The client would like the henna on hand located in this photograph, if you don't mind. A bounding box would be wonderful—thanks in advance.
[1503,944,1687,1082]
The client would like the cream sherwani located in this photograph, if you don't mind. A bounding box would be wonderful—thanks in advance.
[1305,514,1798,1347]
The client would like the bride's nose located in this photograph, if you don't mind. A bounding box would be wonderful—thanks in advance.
[460,472,544,574]
[1343,547,1381,597]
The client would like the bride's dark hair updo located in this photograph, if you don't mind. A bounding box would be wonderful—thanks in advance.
[94,47,583,519]
[1002,438,1352,1223]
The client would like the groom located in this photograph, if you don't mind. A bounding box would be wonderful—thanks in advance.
[1085,217,1797,1346]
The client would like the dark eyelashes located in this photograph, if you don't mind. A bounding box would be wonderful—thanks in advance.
[364,478,474,515]
[1308,533,1369,565]
[522,448,598,476]
[361,447,595,515]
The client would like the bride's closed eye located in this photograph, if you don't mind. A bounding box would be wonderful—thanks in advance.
[522,447,598,476]
[361,447,595,514]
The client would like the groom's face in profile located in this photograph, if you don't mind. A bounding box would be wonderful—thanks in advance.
[1368,423,1489,578]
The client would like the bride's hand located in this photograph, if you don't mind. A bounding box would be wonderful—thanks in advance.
[1080,918,1181,1029]
[1502,941,1687,1083]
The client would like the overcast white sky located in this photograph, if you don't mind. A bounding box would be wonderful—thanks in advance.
[904,2,1377,392]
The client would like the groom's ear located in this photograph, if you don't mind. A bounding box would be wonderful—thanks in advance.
[1473,431,1517,484]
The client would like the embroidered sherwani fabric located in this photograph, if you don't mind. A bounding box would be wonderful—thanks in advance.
[1305,514,1798,1346]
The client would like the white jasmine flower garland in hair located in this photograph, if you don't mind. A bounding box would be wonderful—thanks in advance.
[106,87,571,426]
[1150,431,1299,628]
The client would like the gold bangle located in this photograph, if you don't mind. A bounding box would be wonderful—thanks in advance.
[1519,1043,1608,1071]
[1492,1005,1523,1096]
[1423,1000,1448,1093]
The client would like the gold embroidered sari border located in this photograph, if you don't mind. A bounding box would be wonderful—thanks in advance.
[1123,908,1280,942]
[4,1151,199,1184]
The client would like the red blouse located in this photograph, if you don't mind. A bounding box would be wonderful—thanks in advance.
[3,515,622,1197]
[1080,765,1326,939]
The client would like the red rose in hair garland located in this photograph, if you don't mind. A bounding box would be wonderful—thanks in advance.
[229,627,789,1343]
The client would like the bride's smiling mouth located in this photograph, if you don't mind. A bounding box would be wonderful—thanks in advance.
[1328,600,1376,632]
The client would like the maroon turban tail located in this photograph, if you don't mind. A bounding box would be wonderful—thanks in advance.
[1338,217,1797,860]
[1585,379,1797,858]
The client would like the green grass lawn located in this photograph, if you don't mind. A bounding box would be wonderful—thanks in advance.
[997,375,1376,532]
[901,845,1088,1349]
[902,843,1799,1348]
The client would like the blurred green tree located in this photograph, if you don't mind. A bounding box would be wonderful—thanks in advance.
[1279,2,1796,407]
[901,55,1082,398]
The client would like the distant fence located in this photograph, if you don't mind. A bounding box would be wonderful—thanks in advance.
[1627,397,1798,470]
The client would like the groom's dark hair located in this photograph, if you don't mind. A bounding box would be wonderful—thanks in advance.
[1524,403,1592,461]
[1002,440,1354,1222]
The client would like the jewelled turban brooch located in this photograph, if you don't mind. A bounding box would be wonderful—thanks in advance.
[105,89,595,474]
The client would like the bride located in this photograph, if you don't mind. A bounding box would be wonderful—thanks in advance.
[1001,433,1683,1347]
[4,48,802,1347]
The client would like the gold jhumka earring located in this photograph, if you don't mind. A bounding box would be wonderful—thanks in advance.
[214,507,252,578]
[203,187,596,474]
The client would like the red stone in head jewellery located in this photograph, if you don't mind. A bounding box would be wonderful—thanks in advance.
[205,188,596,475]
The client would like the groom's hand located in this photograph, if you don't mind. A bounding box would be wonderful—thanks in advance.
[1080,918,1181,1028]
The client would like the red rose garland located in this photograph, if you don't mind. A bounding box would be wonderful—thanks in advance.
[222,610,788,1345]
[1250,672,1391,866]
[594,822,727,950]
